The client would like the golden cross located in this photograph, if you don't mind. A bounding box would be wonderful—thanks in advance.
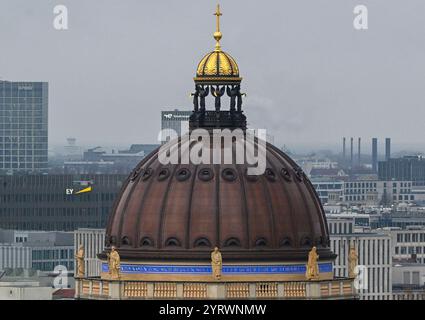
[214,4,222,32]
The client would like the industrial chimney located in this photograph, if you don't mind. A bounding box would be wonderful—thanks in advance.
[372,138,378,172]
[385,138,391,161]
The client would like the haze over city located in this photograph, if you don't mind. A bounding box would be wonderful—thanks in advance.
[1,0,425,152]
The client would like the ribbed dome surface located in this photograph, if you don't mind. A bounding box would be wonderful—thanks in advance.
[104,136,333,262]
[196,50,239,77]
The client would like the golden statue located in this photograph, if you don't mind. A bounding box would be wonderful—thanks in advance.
[211,247,222,280]
[348,245,358,278]
[305,246,319,280]
[75,245,85,278]
[107,246,121,280]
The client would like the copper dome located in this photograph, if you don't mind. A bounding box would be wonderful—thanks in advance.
[101,5,334,264]
[103,137,333,262]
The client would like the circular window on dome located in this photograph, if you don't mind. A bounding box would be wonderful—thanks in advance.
[121,236,131,246]
[198,168,214,182]
[254,237,268,247]
[224,237,241,247]
[194,237,211,248]
[165,237,181,247]
[141,168,153,181]
[140,237,154,247]
[245,168,259,182]
[300,236,312,247]
[280,168,292,182]
[279,237,292,248]
[294,167,304,182]
[157,168,170,181]
[176,168,191,181]
[130,167,143,182]
[264,168,277,182]
[221,168,237,182]
[109,236,117,246]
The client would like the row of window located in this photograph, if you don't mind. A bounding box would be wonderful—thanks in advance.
[0,221,103,231]
[396,233,425,243]
[0,206,110,217]
[0,192,116,203]
[394,246,424,254]
[32,249,74,260]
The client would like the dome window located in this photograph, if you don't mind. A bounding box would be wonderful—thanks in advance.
[130,167,143,182]
[264,168,277,182]
[157,168,170,181]
[281,168,292,182]
[300,236,312,247]
[140,237,154,247]
[224,237,241,247]
[165,237,181,247]
[293,167,304,182]
[141,168,153,181]
[221,168,237,182]
[109,236,117,246]
[176,168,191,182]
[198,168,214,181]
[194,237,211,247]
[255,238,268,247]
[280,237,292,247]
[121,236,131,246]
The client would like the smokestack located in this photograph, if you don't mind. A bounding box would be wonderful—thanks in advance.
[358,137,361,167]
[372,138,378,172]
[385,138,391,161]
[343,137,346,162]
[350,137,354,168]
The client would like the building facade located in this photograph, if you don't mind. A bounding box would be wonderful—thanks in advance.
[0,229,74,272]
[379,156,425,186]
[388,227,425,264]
[0,174,126,231]
[74,228,105,277]
[330,232,392,300]
[392,263,425,300]
[0,81,48,174]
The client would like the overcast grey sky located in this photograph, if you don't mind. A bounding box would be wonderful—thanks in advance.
[1,0,425,152]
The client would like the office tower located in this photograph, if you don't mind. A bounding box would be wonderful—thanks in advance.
[0,81,48,173]
[385,138,391,161]
[372,138,378,173]
[160,109,191,143]
[0,174,126,231]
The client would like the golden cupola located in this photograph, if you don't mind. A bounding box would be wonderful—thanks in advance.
[194,4,242,84]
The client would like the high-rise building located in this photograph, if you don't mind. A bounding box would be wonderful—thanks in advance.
[160,109,191,142]
[385,138,391,161]
[0,174,126,231]
[372,138,378,173]
[0,81,48,173]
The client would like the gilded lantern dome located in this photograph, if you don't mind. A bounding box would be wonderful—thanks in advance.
[195,50,240,80]
[194,5,242,85]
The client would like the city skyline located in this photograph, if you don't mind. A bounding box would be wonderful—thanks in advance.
[1,1,425,149]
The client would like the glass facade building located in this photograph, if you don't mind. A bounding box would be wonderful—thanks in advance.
[0,81,48,173]
[160,109,191,142]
